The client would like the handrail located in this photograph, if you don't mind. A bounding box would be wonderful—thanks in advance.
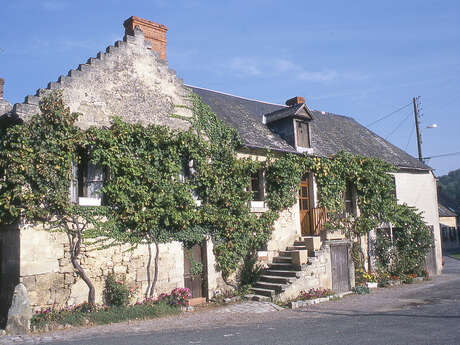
[311,207,327,235]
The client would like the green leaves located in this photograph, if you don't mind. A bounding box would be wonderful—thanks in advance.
[0,90,83,224]
[0,91,431,288]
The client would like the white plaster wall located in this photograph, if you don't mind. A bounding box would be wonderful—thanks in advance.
[393,170,442,274]
[266,202,301,262]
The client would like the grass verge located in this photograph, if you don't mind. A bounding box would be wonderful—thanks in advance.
[31,300,181,331]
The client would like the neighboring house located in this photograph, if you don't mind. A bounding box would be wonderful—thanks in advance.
[0,16,442,318]
[439,203,459,250]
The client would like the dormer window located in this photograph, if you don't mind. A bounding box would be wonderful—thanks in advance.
[295,120,311,149]
[264,96,314,154]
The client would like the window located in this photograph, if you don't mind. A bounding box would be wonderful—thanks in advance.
[295,120,311,148]
[70,150,105,206]
[248,170,264,202]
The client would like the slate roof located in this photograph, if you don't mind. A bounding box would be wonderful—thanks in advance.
[439,203,457,218]
[188,85,431,170]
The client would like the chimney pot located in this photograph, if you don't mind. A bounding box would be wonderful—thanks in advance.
[124,16,168,60]
[285,96,305,107]
[0,78,4,99]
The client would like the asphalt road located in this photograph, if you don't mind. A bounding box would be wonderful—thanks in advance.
[4,256,460,345]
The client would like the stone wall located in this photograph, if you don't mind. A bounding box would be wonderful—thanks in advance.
[18,225,187,310]
[266,204,301,262]
[12,26,192,131]
[277,245,332,302]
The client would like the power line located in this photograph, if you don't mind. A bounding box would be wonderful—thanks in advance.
[384,112,412,140]
[423,151,460,160]
[405,125,415,150]
[366,102,412,127]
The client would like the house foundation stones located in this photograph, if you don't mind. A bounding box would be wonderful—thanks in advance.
[5,284,32,335]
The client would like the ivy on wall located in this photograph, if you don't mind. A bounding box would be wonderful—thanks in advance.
[0,91,433,297]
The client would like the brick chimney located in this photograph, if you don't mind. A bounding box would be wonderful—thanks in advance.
[0,78,4,99]
[285,96,305,107]
[124,16,168,60]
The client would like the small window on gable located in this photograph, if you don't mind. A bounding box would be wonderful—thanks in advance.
[70,150,105,206]
[296,120,310,148]
[248,170,264,202]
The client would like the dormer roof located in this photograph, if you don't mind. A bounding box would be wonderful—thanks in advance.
[264,103,313,124]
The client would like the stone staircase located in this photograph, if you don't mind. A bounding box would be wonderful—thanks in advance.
[246,237,324,302]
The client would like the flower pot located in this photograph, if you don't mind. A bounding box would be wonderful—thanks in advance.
[367,282,378,289]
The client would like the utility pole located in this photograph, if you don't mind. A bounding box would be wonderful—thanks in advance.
[413,97,423,162]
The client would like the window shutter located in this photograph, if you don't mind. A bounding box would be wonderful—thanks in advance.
[70,161,78,203]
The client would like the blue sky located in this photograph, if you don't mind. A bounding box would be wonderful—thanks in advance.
[1,0,459,176]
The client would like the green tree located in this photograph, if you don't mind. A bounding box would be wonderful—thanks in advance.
[438,168,460,214]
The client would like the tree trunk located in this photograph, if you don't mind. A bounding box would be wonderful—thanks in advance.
[67,231,96,305]
[222,272,238,290]
[149,240,159,298]
[145,243,153,298]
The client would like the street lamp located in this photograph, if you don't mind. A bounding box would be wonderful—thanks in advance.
[413,97,437,162]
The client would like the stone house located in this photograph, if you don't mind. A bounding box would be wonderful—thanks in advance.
[0,16,442,321]
[439,203,459,250]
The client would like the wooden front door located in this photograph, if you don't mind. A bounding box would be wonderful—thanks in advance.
[331,243,351,293]
[299,174,312,236]
[184,243,206,298]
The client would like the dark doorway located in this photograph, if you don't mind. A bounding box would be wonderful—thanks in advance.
[0,224,20,329]
[184,243,207,299]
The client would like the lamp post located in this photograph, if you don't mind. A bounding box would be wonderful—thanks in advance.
[413,97,423,161]
[413,97,437,162]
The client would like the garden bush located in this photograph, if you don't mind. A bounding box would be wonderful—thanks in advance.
[297,288,334,300]
[31,288,189,331]
[104,275,135,307]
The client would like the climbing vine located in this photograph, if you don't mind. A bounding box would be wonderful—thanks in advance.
[0,91,433,294]
[0,91,105,304]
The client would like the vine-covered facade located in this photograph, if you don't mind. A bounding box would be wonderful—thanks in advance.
[0,16,441,320]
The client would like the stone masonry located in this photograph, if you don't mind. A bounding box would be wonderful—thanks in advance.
[0,17,337,314]
[19,225,185,309]
[12,26,192,130]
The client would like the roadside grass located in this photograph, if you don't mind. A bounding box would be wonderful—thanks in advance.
[31,300,181,331]
[449,252,460,260]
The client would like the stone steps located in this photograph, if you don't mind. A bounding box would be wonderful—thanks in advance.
[286,245,307,251]
[253,281,287,292]
[259,275,297,285]
[268,262,301,271]
[247,237,322,302]
[272,256,292,263]
[251,287,276,297]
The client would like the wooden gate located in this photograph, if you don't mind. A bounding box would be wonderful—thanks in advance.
[330,243,351,293]
[184,243,206,298]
